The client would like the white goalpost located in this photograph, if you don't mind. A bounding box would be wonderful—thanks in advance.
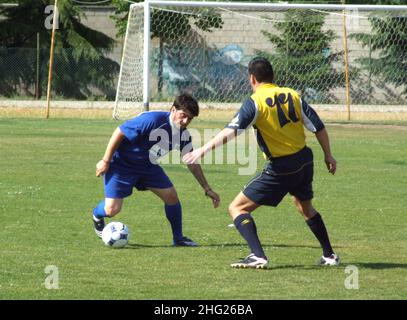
[114,0,407,120]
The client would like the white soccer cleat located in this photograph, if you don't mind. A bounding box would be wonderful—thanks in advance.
[231,253,269,269]
[319,253,340,266]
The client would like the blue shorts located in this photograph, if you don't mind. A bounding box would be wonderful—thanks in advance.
[243,147,314,207]
[104,163,173,199]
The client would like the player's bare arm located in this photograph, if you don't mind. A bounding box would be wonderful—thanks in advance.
[183,128,237,164]
[315,128,337,175]
[187,163,220,208]
[96,127,125,177]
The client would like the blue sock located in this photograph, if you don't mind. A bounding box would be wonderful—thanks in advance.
[165,202,183,242]
[93,200,107,219]
[234,213,266,259]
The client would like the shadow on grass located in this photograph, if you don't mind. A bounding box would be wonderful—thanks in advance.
[266,264,324,271]
[267,262,407,271]
[347,262,407,270]
[125,242,332,250]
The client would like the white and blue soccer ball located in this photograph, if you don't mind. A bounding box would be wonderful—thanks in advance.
[101,222,130,248]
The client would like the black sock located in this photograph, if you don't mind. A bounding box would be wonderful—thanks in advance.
[234,213,266,259]
[306,213,334,257]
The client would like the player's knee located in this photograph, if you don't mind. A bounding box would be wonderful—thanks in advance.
[105,205,121,217]
[228,203,240,219]
[303,207,317,219]
[301,204,316,219]
[293,199,316,219]
[292,197,302,210]
[163,191,179,205]
[294,203,305,215]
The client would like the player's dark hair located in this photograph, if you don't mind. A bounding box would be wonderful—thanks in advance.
[173,93,199,117]
[248,57,274,83]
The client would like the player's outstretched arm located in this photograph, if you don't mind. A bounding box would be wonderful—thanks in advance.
[187,163,220,208]
[315,128,337,175]
[182,128,237,164]
[96,127,125,177]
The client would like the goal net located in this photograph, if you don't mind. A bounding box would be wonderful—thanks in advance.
[114,1,407,120]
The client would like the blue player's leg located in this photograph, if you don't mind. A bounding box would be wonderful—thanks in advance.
[93,166,134,238]
[291,196,339,266]
[92,198,123,238]
[228,192,268,269]
[148,186,197,247]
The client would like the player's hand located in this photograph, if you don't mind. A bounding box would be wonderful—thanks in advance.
[96,159,109,177]
[206,189,220,208]
[325,155,337,175]
[182,148,204,164]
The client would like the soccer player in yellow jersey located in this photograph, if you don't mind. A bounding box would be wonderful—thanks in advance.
[183,57,339,269]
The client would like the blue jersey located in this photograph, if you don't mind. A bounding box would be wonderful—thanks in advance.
[112,111,193,169]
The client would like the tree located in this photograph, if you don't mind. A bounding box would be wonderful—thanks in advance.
[258,10,346,103]
[351,12,406,102]
[0,0,119,99]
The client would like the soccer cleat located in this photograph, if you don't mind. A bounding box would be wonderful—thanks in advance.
[319,253,340,266]
[173,236,198,247]
[93,215,105,238]
[231,253,269,269]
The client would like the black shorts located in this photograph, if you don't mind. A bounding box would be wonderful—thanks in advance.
[243,147,314,207]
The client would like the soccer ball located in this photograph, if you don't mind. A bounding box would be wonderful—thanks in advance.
[101,222,130,248]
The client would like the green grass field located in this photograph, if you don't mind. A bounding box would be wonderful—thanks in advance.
[0,114,406,300]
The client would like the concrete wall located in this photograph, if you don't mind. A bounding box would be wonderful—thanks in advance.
[80,6,123,64]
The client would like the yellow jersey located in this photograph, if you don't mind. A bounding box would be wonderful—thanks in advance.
[226,83,324,159]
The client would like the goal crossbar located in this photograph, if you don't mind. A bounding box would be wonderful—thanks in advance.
[133,1,407,11]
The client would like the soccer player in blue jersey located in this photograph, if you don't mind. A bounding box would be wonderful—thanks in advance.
[92,94,220,246]
[183,57,339,267]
